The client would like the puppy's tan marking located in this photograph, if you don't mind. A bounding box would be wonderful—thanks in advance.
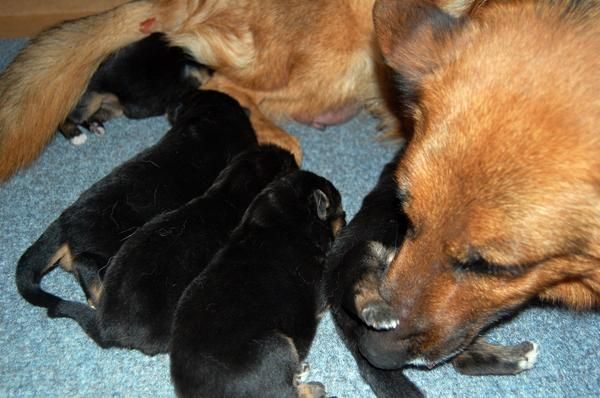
[47,243,74,273]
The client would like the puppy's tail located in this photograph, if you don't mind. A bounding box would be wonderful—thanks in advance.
[0,0,159,181]
[48,300,113,348]
[15,220,68,310]
[15,221,112,347]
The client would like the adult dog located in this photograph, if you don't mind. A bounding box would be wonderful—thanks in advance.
[358,0,600,370]
[0,0,485,180]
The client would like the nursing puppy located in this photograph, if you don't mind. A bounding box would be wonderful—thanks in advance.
[51,145,297,355]
[16,90,257,314]
[170,170,346,398]
[327,151,539,396]
[357,0,600,370]
[59,32,210,145]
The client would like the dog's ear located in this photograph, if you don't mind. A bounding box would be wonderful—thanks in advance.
[310,189,330,221]
[373,0,464,82]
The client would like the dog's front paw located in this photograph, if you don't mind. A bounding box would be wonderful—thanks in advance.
[360,301,399,330]
[453,340,540,376]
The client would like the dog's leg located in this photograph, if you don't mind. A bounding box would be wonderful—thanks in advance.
[202,76,303,164]
[452,338,539,375]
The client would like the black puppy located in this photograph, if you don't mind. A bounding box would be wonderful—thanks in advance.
[170,170,346,398]
[326,150,541,398]
[58,32,210,144]
[51,145,298,355]
[16,90,257,316]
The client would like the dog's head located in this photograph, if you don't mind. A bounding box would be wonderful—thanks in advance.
[363,0,600,369]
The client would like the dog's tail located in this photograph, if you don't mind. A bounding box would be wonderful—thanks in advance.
[15,220,70,310]
[0,0,158,181]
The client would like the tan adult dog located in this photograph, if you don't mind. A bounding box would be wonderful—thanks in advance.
[357,0,600,370]
[0,0,487,181]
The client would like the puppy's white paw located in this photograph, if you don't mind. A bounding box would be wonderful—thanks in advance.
[518,342,539,371]
[70,133,88,146]
[89,122,105,136]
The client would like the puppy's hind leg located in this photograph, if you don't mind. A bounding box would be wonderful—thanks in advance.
[297,382,326,398]
[452,338,540,376]
[59,91,105,145]
[85,94,125,136]
[71,252,108,309]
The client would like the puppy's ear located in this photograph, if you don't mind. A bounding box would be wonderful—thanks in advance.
[373,0,462,82]
[310,189,330,221]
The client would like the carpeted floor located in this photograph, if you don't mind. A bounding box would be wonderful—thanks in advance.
[1,38,598,398]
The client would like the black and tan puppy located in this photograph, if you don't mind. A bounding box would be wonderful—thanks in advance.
[170,170,346,398]
[16,90,257,315]
[327,150,540,397]
[51,145,298,355]
[59,32,210,145]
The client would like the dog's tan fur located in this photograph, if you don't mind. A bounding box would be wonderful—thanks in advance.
[0,0,394,179]
[371,0,600,367]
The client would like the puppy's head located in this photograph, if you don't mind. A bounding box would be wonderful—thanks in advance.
[165,89,257,154]
[205,145,298,200]
[245,170,346,248]
[364,0,600,369]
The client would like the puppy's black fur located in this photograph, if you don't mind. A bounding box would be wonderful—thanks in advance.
[326,149,542,398]
[170,170,346,398]
[58,33,210,144]
[16,90,257,317]
[51,145,298,355]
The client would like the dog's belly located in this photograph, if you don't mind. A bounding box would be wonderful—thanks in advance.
[293,102,362,129]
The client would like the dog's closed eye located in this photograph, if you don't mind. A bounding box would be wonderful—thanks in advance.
[450,255,526,277]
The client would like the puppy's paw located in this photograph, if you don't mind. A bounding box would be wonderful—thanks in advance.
[297,381,326,398]
[70,133,88,146]
[453,340,540,376]
[516,342,539,372]
[88,121,106,136]
[360,301,399,331]
[295,362,310,385]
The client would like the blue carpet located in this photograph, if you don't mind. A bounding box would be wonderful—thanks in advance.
[1,38,598,398]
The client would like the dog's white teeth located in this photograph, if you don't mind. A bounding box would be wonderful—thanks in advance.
[70,133,88,146]
[518,342,540,371]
